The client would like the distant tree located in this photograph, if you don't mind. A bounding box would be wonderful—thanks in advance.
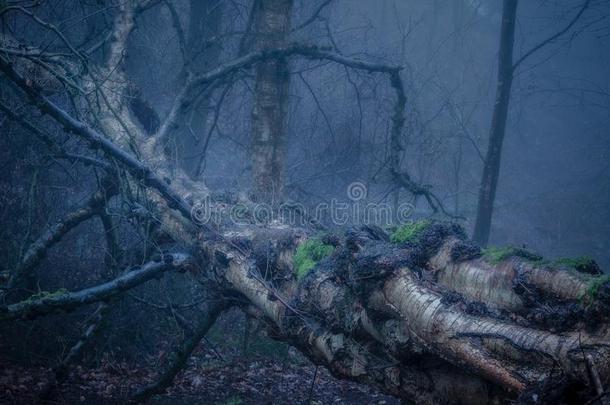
[473,0,591,246]
[472,0,518,246]
[249,0,294,203]
[0,2,609,404]
[182,0,224,177]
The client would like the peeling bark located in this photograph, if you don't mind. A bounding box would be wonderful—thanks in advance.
[1,4,608,403]
[202,224,610,404]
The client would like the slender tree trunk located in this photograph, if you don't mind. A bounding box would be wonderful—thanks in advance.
[473,0,517,246]
[250,0,294,202]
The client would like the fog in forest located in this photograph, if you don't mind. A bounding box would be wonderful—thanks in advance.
[119,0,610,266]
[1,1,609,404]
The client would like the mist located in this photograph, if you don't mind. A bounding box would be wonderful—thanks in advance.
[1,1,609,404]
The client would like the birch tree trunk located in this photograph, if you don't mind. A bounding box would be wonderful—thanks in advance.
[250,0,294,202]
[1,2,608,404]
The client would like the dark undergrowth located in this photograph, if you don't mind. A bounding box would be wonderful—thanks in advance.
[0,309,398,405]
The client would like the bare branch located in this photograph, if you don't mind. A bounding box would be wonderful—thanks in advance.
[292,0,333,32]
[7,184,117,290]
[0,253,195,321]
[391,168,456,218]
[0,54,196,223]
[298,72,336,143]
[512,0,591,72]
[99,210,123,272]
[129,300,225,403]
[163,0,188,68]
[155,44,402,146]
[1,41,441,222]
[0,6,87,65]
[0,99,115,172]
[39,302,110,399]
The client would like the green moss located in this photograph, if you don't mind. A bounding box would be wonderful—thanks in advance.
[550,256,596,271]
[390,220,431,244]
[482,246,516,264]
[585,275,610,300]
[482,246,542,265]
[293,238,334,280]
[26,288,69,302]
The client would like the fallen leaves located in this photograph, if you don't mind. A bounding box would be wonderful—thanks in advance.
[0,353,398,404]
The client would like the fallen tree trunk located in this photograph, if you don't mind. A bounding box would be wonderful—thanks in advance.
[198,223,610,404]
[1,6,609,401]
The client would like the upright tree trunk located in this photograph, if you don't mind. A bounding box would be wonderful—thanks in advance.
[473,0,517,246]
[250,0,294,202]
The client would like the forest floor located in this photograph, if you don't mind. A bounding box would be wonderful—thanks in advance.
[0,350,399,404]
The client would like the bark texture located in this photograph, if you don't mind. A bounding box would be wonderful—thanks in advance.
[1,3,609,404]
[250,0,294,202]
[200,223,610,404]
